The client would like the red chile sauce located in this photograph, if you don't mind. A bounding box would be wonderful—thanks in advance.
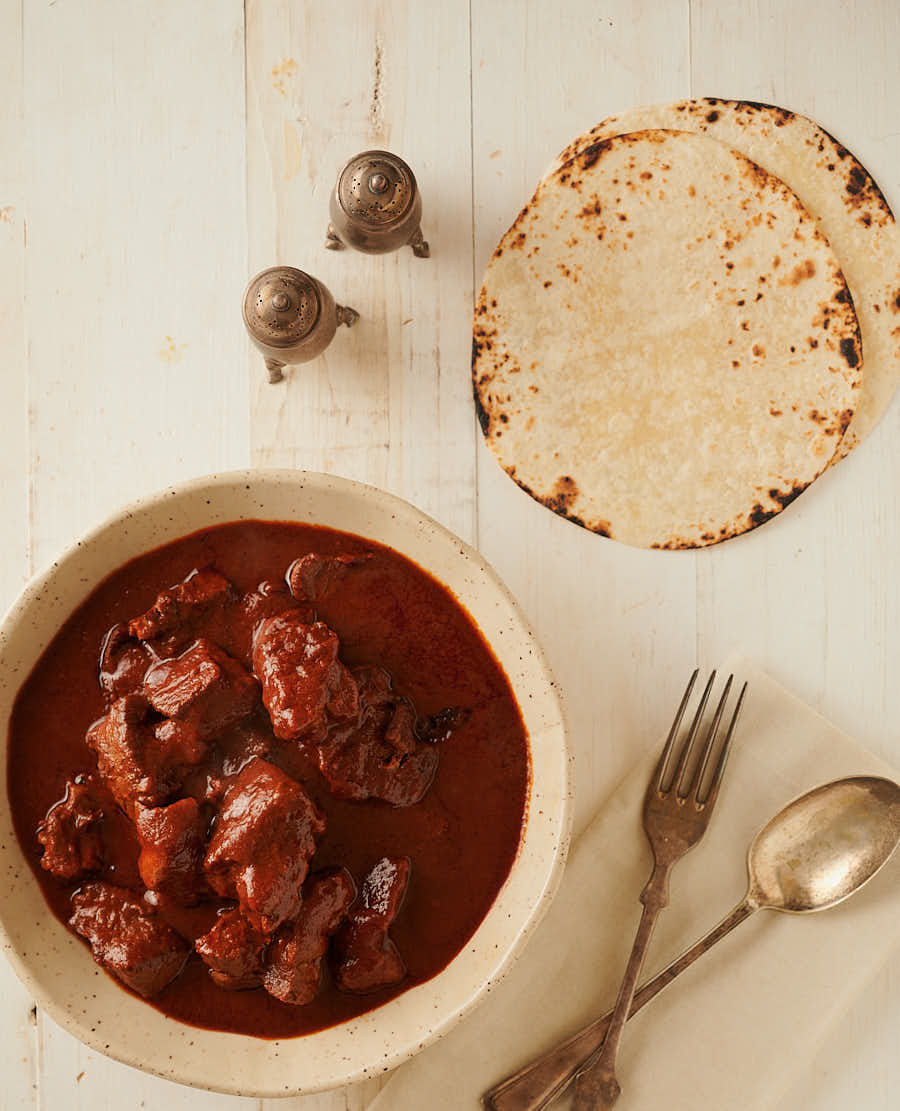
[7,520,529,1038]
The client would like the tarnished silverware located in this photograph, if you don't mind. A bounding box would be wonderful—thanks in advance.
[242,266,359,383]
[326,150,429,257]
[483,774,900,1111]
[569,670,745,1110]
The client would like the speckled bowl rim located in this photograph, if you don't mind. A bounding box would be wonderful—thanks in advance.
[0,470,572,1097]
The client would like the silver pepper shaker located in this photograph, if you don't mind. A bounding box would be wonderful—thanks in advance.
[325,150,429,258]
[242,266,359,384]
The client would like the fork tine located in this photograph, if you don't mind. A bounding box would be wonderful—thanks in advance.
[653,669,699,791]
[671,670,716,795]
[687,674,733,803]
[698,680,748,807]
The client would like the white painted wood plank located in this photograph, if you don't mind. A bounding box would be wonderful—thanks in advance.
[22,0,250,576]
[245,0,477,545]
[0,2,39,1107]
[690,0,900,768]
[0,966,36,1111]
[690,3,900,1109]
[0,0,29,606]
[245,1,475,1107]
[18,1,250,1108]
[39,1013,260,1111]
[4,3,898,1111]
[470,0,698,839]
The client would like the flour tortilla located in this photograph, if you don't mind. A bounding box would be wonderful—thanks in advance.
[473,129,862,549]
[546,99,900,459]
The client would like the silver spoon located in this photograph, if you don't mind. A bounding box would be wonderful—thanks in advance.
[483,775,900,1111]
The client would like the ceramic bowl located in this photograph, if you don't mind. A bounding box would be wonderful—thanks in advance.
[0,470,571,1096]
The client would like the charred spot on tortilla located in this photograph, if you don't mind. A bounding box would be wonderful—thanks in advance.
[471,373,492,436]
[839,337,860,368]
[767,483,806,509]
[784,260,816,285]
[577,139,614,171]
[748,503,776,528]
[739,100,794,127]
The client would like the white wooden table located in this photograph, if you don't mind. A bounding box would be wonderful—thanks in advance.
[2,1,899,1107]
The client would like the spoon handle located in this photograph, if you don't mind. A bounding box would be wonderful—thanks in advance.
[482,898,756,1111]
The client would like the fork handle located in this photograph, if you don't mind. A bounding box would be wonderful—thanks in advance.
[569,865,673,1111]
[482,898,756,1111]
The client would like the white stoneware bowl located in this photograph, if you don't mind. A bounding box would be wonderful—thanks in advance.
[0,470,571,1096]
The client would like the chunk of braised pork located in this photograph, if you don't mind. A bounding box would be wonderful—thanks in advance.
[143,639,259,741]
[204,758,325,932]
[37,776,106,880]
[333,857,409,994]
[317,668,438,806]
[127,568,233,655]
[69,881,189,998]
[195,908,268,990]
[135,798,208,903]
[252,615,358,743]
[194,715,276,807]
[98,623,153,701]
[262,869,356,1005]
[287,552,370,604]
[239,580,311,635]
[87,694,207,810]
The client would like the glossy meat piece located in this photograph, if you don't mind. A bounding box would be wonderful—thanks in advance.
[194,716,276,807]
[262,869,356,1005]
[69,881,189,998]
[135,798,208,903]
[128,567,233,654]
[98,623,153,701]
[239,580,312,636]
[204,758,325,932]
[87,695,207,809]
[252,615,358,743]
[195,908,268,990]
[287,552,370,603]
[333,857,410,994]
[37,776,106,880]
[317,668,439,806]
[143,640,259,741]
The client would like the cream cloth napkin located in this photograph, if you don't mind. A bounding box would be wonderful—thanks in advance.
[368,663,900,1110]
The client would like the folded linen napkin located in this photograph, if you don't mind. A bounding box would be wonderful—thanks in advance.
[368,663,900,1110]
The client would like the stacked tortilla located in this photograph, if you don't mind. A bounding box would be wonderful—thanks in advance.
[473,100,900,549]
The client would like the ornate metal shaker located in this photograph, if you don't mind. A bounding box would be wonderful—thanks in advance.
[325,150,429,258]
[242,266,359,383]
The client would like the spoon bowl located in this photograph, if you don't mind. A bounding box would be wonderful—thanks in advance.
[748,776,900,913]
[484,774,900,1111]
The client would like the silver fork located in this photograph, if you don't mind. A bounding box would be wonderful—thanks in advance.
[568,670,746,1110]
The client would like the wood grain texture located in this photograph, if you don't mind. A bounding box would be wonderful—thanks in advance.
[5,1,251,1108]
[0,0,29,605]
[245,0,476,546]
[20,0,250,574]
[0,1,38,1107]
[2,0,899,1107]
[471,0,698,838]
[688,5,900,1110]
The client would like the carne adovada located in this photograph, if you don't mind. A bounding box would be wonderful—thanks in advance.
[9,521,529,1037]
